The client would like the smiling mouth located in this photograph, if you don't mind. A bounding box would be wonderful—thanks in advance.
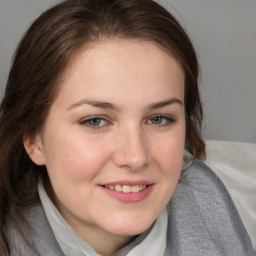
[103,184,148,193]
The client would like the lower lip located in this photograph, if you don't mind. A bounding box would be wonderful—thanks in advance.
[100,185,154,203]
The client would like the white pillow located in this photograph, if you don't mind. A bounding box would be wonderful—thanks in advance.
[204,140,256,250]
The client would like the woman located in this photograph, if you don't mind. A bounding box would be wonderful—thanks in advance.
[0,0,254,255]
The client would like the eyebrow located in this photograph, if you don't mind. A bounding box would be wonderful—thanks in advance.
[67,98,183,111]
[147,98,183,110]
[67,99,116,111]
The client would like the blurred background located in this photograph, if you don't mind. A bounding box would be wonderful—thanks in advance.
[0,0,255,143]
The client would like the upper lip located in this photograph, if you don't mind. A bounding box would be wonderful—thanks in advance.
[100,180,154,186]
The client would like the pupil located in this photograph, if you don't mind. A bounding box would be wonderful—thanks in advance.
[89,118,100,126]
[152,116,162,124]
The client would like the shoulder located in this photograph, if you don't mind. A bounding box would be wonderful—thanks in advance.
[4,201,63,256]
[180,151,236,203]
[165,150,255,256]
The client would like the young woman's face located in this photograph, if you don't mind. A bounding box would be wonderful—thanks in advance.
[32,40,185,247]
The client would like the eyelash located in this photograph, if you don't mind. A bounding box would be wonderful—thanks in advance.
[79,116,109,130]
[79,115,176,130]
[147,115,176,126]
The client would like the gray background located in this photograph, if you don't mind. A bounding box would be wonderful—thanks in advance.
[0,0,255,143]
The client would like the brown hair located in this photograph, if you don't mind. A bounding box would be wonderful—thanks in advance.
[0,0,205,253]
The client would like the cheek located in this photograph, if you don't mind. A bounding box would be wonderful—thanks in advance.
[153,129,185,176]
[156,145,183,176]
[44,136,111,207]
[44,134,111,181]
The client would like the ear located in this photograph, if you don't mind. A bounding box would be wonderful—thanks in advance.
[23,134,46,166]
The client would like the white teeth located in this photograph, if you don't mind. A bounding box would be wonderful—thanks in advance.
[105,184,148,193]
[115,185,122,192]
[123,185,132,193]
[131,185,140,193]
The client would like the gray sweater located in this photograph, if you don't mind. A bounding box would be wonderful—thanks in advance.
[3,152,255,256]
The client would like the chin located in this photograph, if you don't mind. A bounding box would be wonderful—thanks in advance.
[103,212,157,236]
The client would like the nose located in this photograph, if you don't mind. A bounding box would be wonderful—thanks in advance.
[112,127,151,171]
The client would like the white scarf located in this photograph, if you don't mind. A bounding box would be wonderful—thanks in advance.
[38,182,167,256]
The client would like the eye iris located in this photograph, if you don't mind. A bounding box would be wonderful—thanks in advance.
[89,118,101,126]
[152,116,162,124]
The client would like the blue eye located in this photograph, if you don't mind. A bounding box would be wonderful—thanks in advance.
[151,116,163,124]
[148,115,176,126]
[87,118,103,126]
[80,117,107,129]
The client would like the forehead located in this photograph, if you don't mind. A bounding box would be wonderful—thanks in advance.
[64,39,183,77]
[53,39,185,107]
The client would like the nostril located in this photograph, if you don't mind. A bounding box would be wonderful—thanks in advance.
[112,131,150,170]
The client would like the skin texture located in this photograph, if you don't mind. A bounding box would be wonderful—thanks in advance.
[24,40,185,255]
